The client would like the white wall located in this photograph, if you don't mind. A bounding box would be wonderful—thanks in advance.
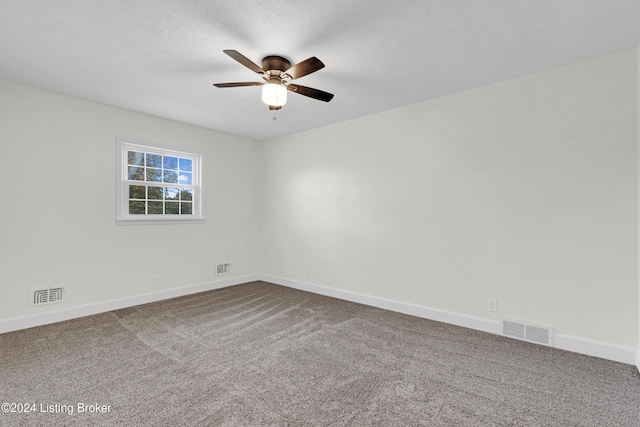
[1,50,637,362]
[0,80,260,320]
[260,50,638,348]
[637,42,640,370]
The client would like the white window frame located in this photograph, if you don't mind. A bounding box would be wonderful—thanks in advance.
[116,137,205,225]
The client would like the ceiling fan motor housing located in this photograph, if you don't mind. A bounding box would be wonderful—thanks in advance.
[262,56,291,75]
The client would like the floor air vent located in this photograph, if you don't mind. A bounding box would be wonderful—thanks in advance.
[502,318,552,346]
[29,286,66,307]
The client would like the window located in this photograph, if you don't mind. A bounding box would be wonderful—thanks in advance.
[116,137,205,224]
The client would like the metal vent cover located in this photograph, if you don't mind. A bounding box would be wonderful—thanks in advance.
[503,319,525,340]
[502,318,553,346]
[216,263,231,275]
[29,286,66,307]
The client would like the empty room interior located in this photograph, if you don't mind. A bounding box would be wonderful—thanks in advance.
[1,1,640,425]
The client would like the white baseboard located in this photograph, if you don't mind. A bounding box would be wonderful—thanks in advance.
[2,272,636,367]
[259,274,637,366]
[260,274,501,335]
[553,334,637,365]
[0,274,261,335]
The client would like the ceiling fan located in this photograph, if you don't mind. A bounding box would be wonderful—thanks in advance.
[213,50,334,110]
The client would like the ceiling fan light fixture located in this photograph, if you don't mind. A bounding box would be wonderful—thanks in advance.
[262,81,287,107]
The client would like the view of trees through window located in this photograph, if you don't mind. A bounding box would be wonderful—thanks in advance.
[127,150,194,215]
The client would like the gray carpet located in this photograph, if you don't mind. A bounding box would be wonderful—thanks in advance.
[1,281,639,426]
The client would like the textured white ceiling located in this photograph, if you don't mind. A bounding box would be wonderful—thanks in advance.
[2,1,640,141]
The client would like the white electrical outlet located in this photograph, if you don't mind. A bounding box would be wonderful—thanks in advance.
[488,299,497,312]
[152,274,159,285]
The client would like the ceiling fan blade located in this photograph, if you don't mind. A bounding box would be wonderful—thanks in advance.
[223,50,264,74]
[213,82,263,88]
[287,84,334,102]
[284,57,325,80]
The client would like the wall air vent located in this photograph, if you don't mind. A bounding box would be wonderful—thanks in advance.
[502,318,552,346]
[216,263,231,275]
[29,286,66,307]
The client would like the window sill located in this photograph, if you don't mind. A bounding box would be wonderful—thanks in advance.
[115,217,206,226]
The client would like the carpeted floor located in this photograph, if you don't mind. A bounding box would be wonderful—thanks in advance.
[1,281,639,426]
